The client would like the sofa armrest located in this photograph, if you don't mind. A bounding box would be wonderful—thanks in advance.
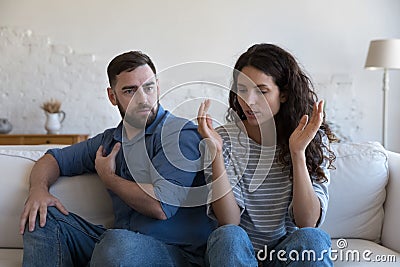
[381,150,400,253]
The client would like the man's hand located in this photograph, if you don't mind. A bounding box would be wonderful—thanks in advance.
[95,142,167,219]
[95,143,121,185]
[19,188,68,234]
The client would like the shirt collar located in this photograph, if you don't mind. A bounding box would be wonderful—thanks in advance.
[113,122,123,142]
[145,104,165,135]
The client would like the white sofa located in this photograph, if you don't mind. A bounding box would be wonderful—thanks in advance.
[0,142,399,266]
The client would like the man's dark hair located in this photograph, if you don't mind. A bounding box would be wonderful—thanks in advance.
[107,51,157,88]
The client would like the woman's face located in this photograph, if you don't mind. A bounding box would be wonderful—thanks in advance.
[236,66,286,126]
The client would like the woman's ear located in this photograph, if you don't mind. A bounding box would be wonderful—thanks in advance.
[107,87,117,106]
[280,93,288,103]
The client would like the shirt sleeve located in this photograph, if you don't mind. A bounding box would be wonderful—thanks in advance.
[205,126,245,220]
[287,132,331,227]
[313,133,331,227]
[150,120,204,219]
[46,132,105,176]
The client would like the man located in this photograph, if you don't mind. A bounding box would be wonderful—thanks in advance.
[19,51,216,267]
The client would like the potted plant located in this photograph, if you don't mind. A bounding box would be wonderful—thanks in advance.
[41,98,65,134]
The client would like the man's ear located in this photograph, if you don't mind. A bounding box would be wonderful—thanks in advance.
[280,92,288,103]
[107,87,117,106]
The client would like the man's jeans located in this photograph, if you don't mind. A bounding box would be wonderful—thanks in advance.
[206,224,333,267]
[23,207,202,267]
[22,207,105,267]
[90,229,199,267]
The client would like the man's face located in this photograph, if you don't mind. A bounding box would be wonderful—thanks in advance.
[108,64,159,130]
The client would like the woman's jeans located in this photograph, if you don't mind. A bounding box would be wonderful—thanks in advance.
[206,224,333,267]
[22,207,201,267]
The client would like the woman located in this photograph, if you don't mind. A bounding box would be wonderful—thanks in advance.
[197,43,336,266]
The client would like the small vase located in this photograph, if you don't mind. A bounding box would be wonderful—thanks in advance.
[0,118,12,134]
[45,111,65,134]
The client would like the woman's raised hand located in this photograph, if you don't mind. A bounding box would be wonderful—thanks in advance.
[289,100,324,155]
[197,99,223,155]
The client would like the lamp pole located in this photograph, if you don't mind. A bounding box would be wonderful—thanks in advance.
[382,69,389,148]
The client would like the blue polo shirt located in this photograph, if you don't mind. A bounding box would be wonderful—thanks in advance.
[47,105,216,257]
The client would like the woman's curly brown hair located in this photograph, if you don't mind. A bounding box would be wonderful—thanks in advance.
[226,43,336,182]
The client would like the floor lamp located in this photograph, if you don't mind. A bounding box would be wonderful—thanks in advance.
[365,39,400,148]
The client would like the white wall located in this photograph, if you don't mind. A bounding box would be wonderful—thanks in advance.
[1,0,399,151]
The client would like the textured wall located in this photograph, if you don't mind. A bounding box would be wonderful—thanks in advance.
[0,27,364,141]
[0,27,237,136]
[314,74,362,142]
[1,0,400,152]
[0,27,235,136]
[0,27,120,136]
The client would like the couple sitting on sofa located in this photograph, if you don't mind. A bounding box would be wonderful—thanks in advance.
[20,44,336,267]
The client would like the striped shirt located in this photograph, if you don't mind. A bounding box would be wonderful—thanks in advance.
[205,122,330,252]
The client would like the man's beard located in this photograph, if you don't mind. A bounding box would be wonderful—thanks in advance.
[118,101,158,130]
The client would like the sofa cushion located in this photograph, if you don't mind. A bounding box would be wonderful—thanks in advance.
[0,249,23,267]
[0,152,33,248]
[0,145,114,249]
[381,151,400,253]
[49,174,114,228]
[331,238,399,266]
[321,142,388,243]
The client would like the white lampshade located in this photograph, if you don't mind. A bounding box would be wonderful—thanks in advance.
[365,39,400,70]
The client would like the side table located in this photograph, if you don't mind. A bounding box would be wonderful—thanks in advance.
[0,134,89,145]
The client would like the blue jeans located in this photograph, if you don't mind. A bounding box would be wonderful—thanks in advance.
[90,229,203,267]
[206,224,333,267]
[23,207,204,267]
[22,206,106,267]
